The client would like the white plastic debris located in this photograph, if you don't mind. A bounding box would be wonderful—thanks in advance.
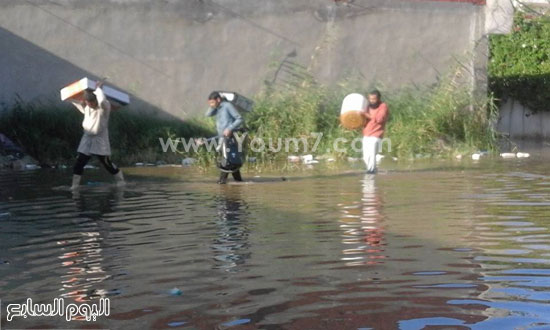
[25,164,40,170]
[327,158,336,162]
[181,158,196,166]
[500,153,516,159]
[471,153,481,160]
[347,157,359,162]
[516,152,530,158]
[455,154,463,160]
[288,155,300,163]
[300,155,314,163]
[169,288,183,296]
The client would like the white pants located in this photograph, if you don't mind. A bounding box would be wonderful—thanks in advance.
[362,136,381,173]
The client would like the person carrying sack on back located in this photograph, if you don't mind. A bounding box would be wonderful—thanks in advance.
[361,90,389,174]
[205,92,244,184]
[69,80,124,189]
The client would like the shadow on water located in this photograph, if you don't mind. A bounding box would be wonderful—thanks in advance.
[1,158,550,328]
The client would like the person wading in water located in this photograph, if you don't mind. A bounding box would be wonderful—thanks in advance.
[361,90,389,174]
[69,80,124,189]
[205,92,244,184]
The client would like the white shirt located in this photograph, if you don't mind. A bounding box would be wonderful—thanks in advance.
[72,87,112,156]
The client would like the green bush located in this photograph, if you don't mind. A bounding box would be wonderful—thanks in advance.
[489,12,550,112]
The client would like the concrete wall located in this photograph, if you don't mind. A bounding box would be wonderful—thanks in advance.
[497,99,550,140]
[1,0,495,118]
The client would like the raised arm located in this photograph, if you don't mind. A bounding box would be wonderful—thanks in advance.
[93,86,111,111]
[205,106,218,117]
[70,100,85,114]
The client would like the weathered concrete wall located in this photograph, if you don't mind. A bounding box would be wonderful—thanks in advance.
[497,99,550,140]
[1,0,490,118]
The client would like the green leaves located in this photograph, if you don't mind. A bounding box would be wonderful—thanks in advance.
[489,12,550,112]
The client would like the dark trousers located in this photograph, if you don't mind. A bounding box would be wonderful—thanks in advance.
[73,152,119,176]
[218,169,242,184]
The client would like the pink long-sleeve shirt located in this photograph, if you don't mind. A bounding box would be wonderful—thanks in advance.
[362,102,389,138]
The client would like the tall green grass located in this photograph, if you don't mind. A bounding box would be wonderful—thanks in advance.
[0,100,212,166]
[245,81,358,162]
[1,76,497,168]
[243,76,498,162]
[384,79,499,159]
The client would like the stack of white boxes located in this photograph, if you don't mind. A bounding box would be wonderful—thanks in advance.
[60,77,130,107]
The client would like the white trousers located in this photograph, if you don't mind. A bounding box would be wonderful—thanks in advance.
[362,136,381,173]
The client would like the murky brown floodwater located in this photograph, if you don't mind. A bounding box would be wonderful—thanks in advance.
[1,156,549,329]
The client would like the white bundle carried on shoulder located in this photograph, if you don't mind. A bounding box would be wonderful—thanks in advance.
[340,93,367,130]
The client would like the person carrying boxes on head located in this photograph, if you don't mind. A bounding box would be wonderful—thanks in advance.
[68,79,124,189]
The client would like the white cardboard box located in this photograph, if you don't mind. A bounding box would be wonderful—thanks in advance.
[60,77,130,107]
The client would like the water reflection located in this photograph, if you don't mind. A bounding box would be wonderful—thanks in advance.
[58,189,123,303]
[339,174,386,266]
[3,160,550,328]
[211,189,250,272]
[455,171,550,328]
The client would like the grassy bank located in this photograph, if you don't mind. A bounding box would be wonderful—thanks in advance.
[384,78,498,159]
[167,77,498,170]
[0,77,497,169]
[0,101,212,166]
[243,77,498,163]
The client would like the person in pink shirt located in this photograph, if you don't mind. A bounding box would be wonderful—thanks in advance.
[361,90,389,174]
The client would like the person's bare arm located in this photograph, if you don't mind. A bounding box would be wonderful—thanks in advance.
[70,100,85,114]
[93,82,111,112]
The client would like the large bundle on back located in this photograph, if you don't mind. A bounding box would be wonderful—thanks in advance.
[217,91,254,113]
[340,93,367,130]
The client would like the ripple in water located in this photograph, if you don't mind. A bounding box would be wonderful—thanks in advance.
[1,162,550,328]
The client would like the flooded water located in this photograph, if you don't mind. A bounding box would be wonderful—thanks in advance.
[1,157,550,329]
